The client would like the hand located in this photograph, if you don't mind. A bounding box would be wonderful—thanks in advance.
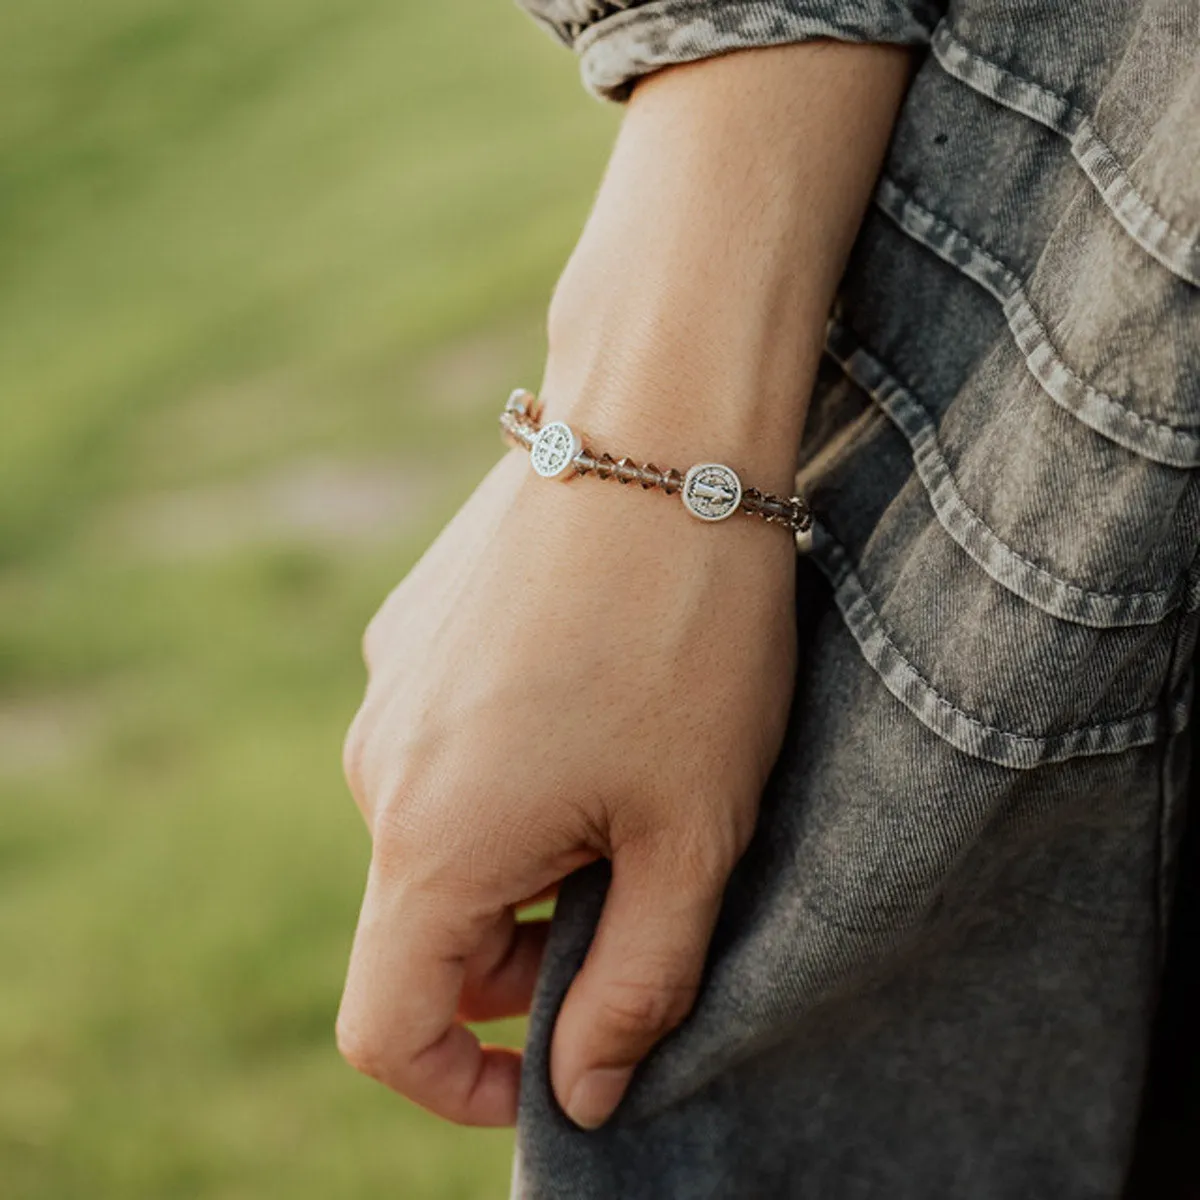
[337,435,798,1129]
[336,31,911,1133]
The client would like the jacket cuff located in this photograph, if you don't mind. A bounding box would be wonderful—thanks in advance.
[521,0,940,101]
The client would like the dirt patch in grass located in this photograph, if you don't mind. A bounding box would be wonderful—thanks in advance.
[96,457,440,560]
[0,693,102,776]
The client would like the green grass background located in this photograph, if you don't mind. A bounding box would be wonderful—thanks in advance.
[0,2,616,1195]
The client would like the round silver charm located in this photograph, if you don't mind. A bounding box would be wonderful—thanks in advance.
[681,462,742,521]
[529,420,581,479]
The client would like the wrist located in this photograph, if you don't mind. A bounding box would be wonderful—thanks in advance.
[537,322,814,499]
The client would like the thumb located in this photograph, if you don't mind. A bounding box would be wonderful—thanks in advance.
[549,837,728,1130]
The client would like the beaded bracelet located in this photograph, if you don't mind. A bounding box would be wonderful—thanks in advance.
[499,388,812,535]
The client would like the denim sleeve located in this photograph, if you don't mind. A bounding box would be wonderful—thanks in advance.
[515,1,945,100]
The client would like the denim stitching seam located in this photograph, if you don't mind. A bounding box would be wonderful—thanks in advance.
[873,176,1200,467]
[824,321,1187,626]
[930,21,1200,284]
[809,522,1189,768]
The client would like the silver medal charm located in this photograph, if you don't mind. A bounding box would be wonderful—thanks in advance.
[529,421,581,479]
[681,462,742,521]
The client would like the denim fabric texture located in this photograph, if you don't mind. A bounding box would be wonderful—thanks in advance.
[510,1,1200,1195]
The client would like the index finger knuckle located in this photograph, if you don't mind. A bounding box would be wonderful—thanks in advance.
[335,1013,389,1082]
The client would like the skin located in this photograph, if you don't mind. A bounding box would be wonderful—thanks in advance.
[338,38,913,1132]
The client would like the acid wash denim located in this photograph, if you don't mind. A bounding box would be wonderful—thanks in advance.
[508,1,1200,1196]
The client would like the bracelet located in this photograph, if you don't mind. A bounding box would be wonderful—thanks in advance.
[498,388,812,535]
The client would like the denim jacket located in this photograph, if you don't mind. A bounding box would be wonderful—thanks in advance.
[509,3,1200,1196]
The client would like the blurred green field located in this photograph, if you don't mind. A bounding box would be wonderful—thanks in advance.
[0,2,616,1196]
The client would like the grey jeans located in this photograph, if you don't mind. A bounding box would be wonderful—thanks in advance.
[509,1,1200,1194]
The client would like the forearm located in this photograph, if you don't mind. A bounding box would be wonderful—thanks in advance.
[540,40,913,495]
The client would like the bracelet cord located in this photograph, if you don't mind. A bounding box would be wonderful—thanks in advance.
[499,389,812,535]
